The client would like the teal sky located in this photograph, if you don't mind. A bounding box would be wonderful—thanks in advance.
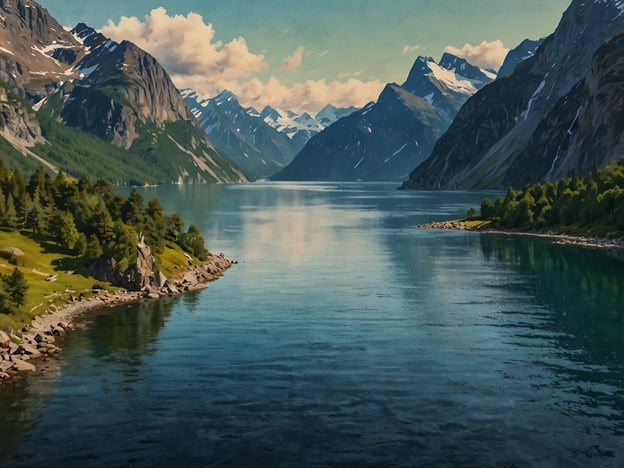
[38,0,573,112]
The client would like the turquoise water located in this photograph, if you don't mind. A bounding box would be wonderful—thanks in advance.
[2,182,624,466]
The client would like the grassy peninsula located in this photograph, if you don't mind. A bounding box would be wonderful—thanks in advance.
[0,160,223,334]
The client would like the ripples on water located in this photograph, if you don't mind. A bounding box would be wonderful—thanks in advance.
[1,183,624,466]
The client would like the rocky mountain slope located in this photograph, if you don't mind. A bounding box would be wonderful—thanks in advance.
[183,89,299,179]
[505,31,624,183]
[0,0,248,184]
[273,54,493,181]
[402,0,624,190]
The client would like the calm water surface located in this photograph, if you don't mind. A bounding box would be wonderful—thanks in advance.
[2,182,624,467]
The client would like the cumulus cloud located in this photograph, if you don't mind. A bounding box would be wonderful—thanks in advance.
[101,7,267,80]
[443,40,509,71]
[402,44,421,55]
[176,76,383,114]
[281,46,310,71]
[101,8,382,113]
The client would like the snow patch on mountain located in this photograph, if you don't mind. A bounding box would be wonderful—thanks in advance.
[426,61,478,94]
[259,106,324,137]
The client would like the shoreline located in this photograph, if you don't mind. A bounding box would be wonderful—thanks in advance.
[0,253,235,383]
[418,220,624,249]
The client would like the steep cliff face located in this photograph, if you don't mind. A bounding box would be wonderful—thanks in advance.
[402,0,624,189]
[504,32,624,185]
[58,25,195,150]
[0,0,81,149]
[0,83,42,146]
[0,0,84,97]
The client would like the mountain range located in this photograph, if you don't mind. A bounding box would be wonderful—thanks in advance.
[402,0,624,190]
[272,54,495,181]
[0,0,249,184]
[2,0,622,191]
[183,89,358,179]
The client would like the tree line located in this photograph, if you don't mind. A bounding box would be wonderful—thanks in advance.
[0,161,209,311]
[472,158,624,231]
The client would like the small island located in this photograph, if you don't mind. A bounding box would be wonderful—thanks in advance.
[0,161,234,381]
[420,158,624,249]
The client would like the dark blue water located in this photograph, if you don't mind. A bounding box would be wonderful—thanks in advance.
[2,182,624,467]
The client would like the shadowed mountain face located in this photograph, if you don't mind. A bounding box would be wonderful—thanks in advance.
[273,54,493,182]
[182,89,300,180]
[497,38,544,79]
[0,0,249,184]
[402,0,624,190]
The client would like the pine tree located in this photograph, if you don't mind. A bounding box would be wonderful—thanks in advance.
[4,267,28,307]
[4,193,18,231]
[85,234,104,263]
[49,210,80,250]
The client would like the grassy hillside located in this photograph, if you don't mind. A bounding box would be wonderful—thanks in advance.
[0,230,206,334]
[0,231,113,332]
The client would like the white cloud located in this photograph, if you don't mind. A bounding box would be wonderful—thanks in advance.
[101,8,382,113]
[443,40,509,70]
[101,7,267,80]
[281,46,310,71]
[175,75,384,114]
[402,44,421,55]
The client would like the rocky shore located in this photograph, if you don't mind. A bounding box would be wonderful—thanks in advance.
[418,220,624,249]
[0,253,235,383]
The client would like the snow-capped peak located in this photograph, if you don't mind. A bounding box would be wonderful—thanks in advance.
[260,105,324,138]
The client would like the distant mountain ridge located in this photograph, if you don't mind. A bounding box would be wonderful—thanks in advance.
[182,89,299,179]
[0,0,249,184]
[402,0,624,190]
[183,88,359,179]
[273,53,494,181]
[257,103,358,152]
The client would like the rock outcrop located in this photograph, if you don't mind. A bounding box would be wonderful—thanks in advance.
[89,237,168,293]
[0,84,42,146]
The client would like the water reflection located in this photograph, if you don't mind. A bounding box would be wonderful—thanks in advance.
[82,297,177,356]
[0,298,177,464]
[478,234,624,432]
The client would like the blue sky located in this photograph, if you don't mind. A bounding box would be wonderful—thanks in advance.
[39,0,572,112]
